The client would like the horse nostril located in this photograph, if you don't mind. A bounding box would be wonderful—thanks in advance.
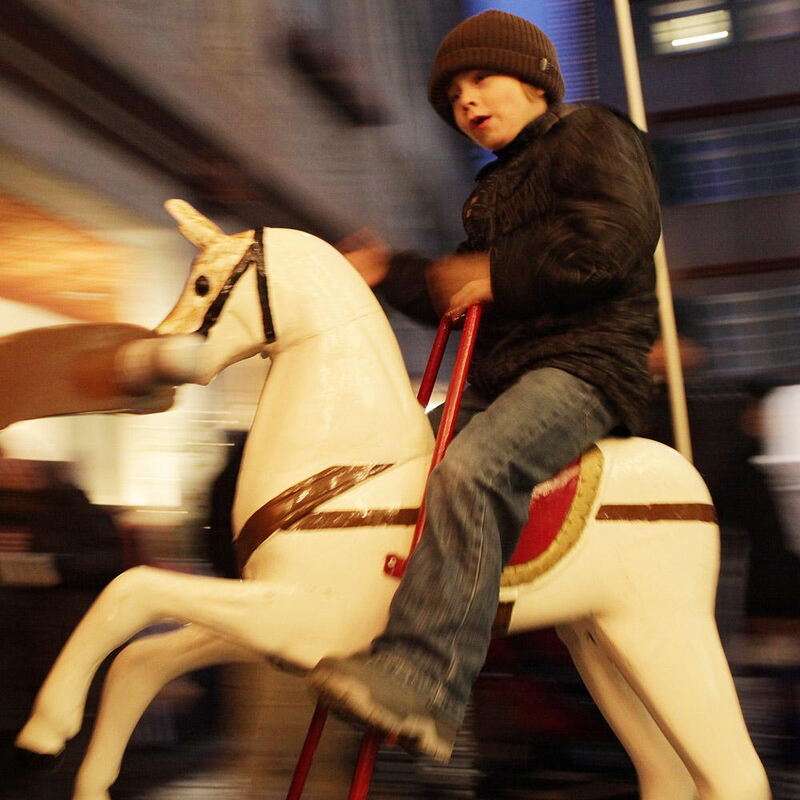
[195,275,210,296]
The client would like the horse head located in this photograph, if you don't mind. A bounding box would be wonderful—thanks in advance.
[117,200,380,392]
[144,199,271,386]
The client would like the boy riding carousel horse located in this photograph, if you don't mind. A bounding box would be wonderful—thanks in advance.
[311,8,660,762]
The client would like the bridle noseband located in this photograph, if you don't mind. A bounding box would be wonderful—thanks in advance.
[197,228,276,344]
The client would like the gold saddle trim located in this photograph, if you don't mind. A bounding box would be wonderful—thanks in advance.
[500,444,604,588]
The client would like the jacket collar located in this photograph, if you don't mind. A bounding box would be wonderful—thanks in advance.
[476,103,568,180]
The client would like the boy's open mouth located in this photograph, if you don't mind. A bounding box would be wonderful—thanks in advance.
[471,115,491,129]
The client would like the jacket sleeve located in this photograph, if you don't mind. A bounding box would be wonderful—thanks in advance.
[376,237,478,327]
[490,107,662,317]
[375,250,439,326]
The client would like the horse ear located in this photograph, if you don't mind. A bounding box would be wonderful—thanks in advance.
[164,199,225,248]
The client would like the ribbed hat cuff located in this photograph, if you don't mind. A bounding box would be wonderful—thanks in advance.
[430,47,554,92]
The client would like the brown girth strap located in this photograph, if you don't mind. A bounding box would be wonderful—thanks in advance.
[596,503,716,522]
[235,463,418,569]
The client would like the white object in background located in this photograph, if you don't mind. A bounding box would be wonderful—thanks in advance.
[759,384,800,459]
[753,383,800,554]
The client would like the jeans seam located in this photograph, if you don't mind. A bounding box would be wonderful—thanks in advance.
[432,485,488,714]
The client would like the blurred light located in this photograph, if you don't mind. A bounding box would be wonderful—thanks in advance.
[650,8,733,54]
[672,29,729,46]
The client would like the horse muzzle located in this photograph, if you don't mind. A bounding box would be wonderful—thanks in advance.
[114,333,206,394]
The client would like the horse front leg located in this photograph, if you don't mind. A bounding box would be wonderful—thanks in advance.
[587,523,771,800]
[17,564,348,757]
[72,624,260,800]
[557,621,698,800]
[595,606,771,800]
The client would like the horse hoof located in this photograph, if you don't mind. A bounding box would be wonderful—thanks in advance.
[13,745,66,773]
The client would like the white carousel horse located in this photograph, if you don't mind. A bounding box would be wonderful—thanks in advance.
[14,200,770,800]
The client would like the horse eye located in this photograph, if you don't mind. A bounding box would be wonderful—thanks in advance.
[195,275,210,296]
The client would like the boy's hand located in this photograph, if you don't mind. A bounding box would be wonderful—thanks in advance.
[426,253,493,317]
[447,278,493,320]
[337,228,391,287]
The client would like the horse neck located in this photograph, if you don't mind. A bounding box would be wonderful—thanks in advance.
[234,308,433,524]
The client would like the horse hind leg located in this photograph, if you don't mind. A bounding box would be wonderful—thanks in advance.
[72,624,260,800]
[557,621,698,800]
[594,610,771,800]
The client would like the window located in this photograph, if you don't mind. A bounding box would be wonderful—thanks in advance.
[641,0,800,56]
[654,117,800,204]
[683,285,800,377]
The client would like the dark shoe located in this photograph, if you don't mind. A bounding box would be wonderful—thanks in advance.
[309,653,459,762]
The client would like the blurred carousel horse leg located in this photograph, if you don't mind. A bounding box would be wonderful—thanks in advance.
[0,323,175,429]
[72,624,260,800]
[16,564,342,759]
[594,608,771,800]
[557,621,698,800]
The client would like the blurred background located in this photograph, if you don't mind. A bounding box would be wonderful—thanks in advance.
[0,0,798,797]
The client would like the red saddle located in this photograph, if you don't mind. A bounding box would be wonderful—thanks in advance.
[509,457,582,566]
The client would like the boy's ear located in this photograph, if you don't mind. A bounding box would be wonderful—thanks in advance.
[522,83,546,102]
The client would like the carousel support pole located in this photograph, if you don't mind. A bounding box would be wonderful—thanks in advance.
[612,0,694,462]
[385,305,482,577]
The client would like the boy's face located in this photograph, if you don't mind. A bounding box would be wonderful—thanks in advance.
[448,70,547,150]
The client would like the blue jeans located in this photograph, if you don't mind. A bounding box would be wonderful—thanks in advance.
[371,367,616,725]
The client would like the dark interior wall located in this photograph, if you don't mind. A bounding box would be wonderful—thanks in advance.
[638,36,799,113]
[662,193,800,272]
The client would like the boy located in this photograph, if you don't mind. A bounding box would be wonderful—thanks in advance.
[310,9,661,761]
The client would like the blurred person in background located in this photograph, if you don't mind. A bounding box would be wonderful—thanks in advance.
[0,452,125,796]
[310,8,661,762]
[0,454,123,592]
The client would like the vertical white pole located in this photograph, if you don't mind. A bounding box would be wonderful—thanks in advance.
[612,0,693,461]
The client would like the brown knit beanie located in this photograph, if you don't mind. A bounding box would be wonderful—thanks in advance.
[428,9,564,130]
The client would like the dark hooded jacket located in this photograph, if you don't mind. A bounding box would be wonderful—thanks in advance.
[378,103,661,433]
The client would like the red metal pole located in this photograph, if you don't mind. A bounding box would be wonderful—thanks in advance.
[285,704,329,800]
[346,729,383,800]
[427,308,481,469]
[385,305,483,579]
[416,314,452,408]
[409,304,482,554]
